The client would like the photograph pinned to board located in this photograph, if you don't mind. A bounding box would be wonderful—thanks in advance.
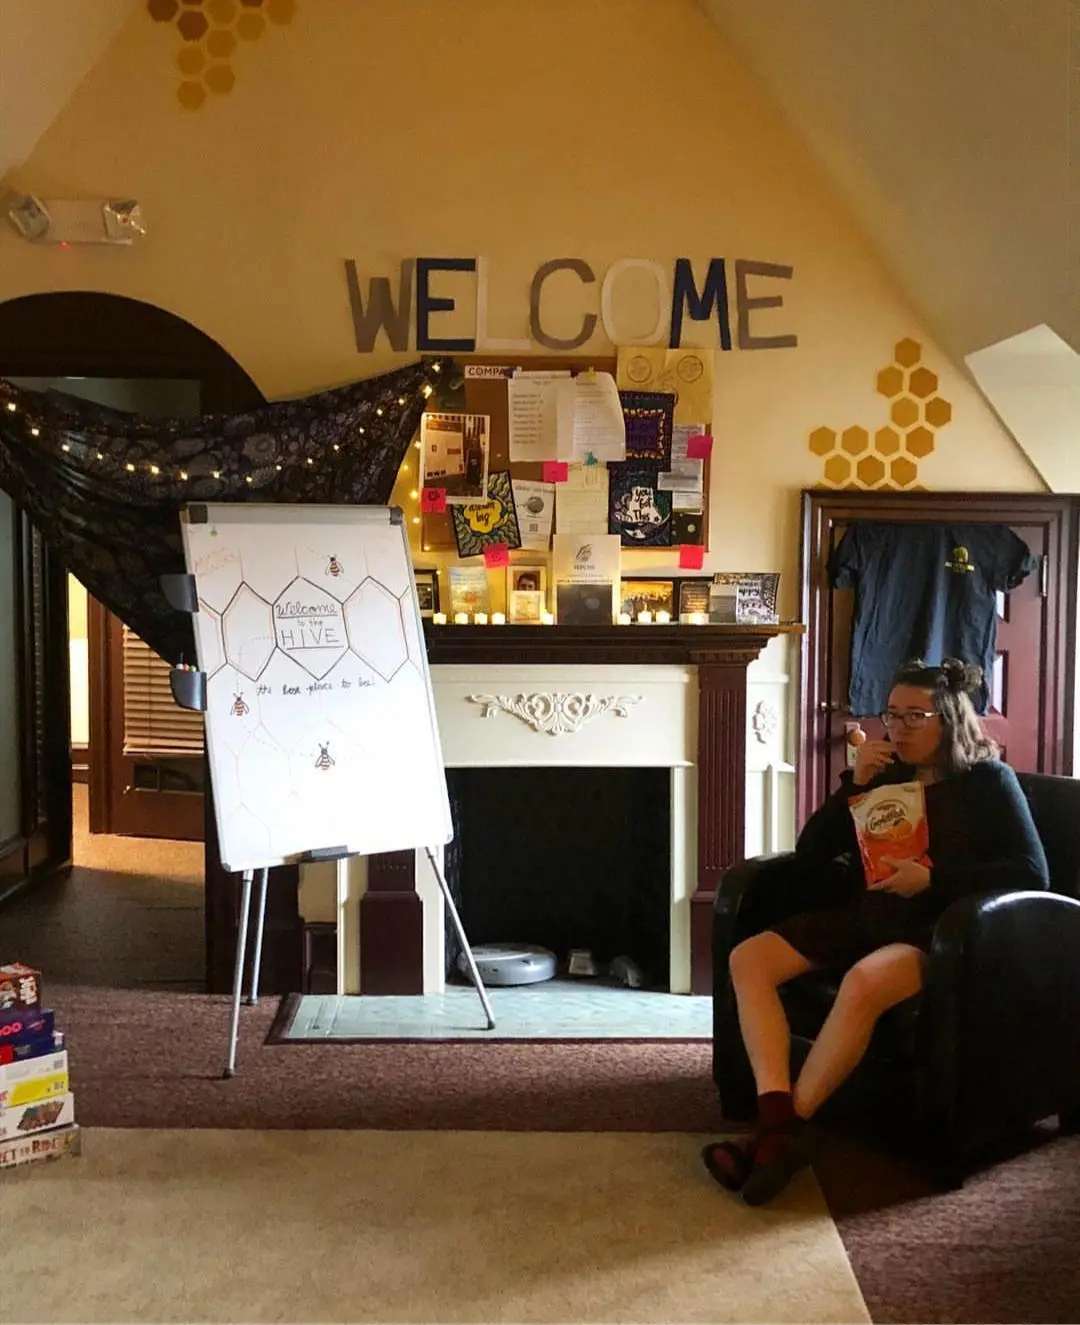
[607,463,672,547]
[615,346,715,425]
[709,572,781,624]
[420,412,491,504]
[511,478,555,551]
[448,565,491,618]
[552,532,621,624]
[618,390,674,465]
[506,564,548,623]
[451,471,522,559]
[413,568,440,618]
[620,577,676,620]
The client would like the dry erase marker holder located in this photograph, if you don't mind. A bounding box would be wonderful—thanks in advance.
[169,667,207,713]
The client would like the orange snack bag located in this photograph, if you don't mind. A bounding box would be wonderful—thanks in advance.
[848,781,931,886]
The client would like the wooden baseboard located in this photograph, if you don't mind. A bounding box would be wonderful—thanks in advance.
[70,744,89,785]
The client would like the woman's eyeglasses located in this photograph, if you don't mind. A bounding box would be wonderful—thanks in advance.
[880,709,938,729]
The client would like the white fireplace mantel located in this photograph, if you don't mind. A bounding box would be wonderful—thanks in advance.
[300,641,796,996]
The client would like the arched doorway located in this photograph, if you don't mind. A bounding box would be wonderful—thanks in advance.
[0,292,301,992]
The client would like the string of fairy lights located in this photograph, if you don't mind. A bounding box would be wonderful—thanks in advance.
[0,361,446,505]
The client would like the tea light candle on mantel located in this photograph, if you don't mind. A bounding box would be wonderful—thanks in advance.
[453,612,469,625]
[473,612,488,625]
[655,610,671,625]
[637,610,653,624]
[491,612,506,625]
[617,612,632,625]
[540,609,555,625]
[690,611,708,626]
[432,612,447,625]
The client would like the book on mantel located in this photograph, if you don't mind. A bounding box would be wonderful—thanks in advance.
[552,533,620,624]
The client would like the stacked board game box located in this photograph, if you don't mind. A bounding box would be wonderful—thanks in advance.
[0,963,79,1170]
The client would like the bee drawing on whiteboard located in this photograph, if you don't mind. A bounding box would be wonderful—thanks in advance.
[325,555,344,578]
[231,693,249,717]
[315,743,335,771]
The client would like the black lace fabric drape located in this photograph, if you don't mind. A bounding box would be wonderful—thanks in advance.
[0,357,455,663]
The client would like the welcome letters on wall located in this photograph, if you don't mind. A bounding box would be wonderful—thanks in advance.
[344,256,797,356]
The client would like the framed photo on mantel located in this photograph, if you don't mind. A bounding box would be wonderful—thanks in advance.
[709,572,780,624]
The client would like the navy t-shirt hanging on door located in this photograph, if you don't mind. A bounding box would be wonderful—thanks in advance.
[829,522,1037,716]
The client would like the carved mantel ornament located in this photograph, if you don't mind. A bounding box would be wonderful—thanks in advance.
[467,692,643,736]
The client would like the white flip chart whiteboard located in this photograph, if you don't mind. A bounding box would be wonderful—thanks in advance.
[179,503,452,873]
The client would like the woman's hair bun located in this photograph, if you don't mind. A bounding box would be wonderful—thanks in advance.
[940,657,982,694]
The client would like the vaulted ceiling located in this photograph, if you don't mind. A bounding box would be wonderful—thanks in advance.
[0,0,138,185]
[3,0,1075,482]
[700,0,1076,361]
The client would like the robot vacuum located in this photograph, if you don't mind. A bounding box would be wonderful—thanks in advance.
[458,944,557,986]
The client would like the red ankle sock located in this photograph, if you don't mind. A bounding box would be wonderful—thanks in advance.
[756,1090,796,1131]
[752,1092,804,1167]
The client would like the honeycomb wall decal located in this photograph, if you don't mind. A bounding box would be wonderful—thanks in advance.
[147,0,295,111]
[809,339,953,489]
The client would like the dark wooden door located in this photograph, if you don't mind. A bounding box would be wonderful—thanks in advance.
[88,598,206,841]
[800,492,1078,825]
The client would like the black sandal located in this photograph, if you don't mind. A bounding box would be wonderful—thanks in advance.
[701,1139,755,1192]
[740,1135,810,1207]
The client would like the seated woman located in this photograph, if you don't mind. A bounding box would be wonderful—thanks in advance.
[703,657,1049,1207]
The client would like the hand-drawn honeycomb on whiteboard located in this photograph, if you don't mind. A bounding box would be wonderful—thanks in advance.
[191,550,435,867]
[808,339,953,489]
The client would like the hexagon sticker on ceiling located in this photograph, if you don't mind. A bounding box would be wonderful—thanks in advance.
[808,339,954,491]
[147,0,296,111]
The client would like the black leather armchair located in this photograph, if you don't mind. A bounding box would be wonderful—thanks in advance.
[712,772,1080,1182]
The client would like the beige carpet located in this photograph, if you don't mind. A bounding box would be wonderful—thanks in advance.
[0,1129,868,1324]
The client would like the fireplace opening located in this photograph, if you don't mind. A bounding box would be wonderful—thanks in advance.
[444,767,671,989]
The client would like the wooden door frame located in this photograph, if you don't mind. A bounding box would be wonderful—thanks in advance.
[798,489,1079,824]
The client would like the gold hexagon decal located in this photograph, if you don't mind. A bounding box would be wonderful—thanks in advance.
[905,426,935,458]
[894,338,922,368]
[840,426,870,456]
[874,427,901,456]
[236,10,266,37]
[924,397,953,428]
[206,28,237,58]
[177,44,206,75]
[177,79,207,110]
[876,366,904,398]
[823,454,852,486]
[908,366,938,398]
[808,426,837,457]
[890,456,918,487]
[890,397,919,428]
[856,455,886,487]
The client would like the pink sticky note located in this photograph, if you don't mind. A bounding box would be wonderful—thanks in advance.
[420,487,447,514]
[542,461,569,483]
[686,433,713,460]
[483,543,510,568]
[679,544,705,571]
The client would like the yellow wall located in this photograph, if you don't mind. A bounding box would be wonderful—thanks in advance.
[0,0,1043,629]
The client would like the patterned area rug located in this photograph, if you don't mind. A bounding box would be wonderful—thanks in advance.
[268,985,713,1043]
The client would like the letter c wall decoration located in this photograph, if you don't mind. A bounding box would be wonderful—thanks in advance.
[529,258,598,351]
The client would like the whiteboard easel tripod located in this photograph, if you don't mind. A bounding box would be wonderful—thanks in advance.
[163,503,495,1077]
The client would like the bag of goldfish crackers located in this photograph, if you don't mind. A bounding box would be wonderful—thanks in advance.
[848,781,932,886]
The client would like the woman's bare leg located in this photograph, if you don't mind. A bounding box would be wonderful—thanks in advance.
[793,943,925,1119]
[728,932,815,1095]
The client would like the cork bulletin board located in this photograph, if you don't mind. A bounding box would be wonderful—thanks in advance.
[419,355,712,553]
